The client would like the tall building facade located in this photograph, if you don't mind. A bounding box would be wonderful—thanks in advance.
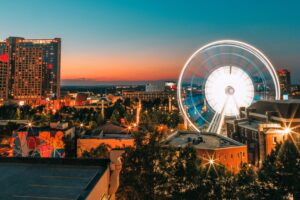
[0,37,61,103]
[277,69,291,94]
[0,40,10,101]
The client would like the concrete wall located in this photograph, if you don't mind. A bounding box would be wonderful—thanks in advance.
[86,167,110,200]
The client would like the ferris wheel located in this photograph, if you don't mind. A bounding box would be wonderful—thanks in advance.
[177,40,280,134]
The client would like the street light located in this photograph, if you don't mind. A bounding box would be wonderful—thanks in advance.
[158,125,163,132]
[209,159,214,165]
[283,127,291,134]
[19,101,24,107]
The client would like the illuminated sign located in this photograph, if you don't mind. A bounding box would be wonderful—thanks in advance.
[0,53,8,62]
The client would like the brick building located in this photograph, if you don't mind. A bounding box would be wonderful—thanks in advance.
[226,100,300,167]
[166,131,248,173]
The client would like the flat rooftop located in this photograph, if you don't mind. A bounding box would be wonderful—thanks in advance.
[0,157,109,200]
[83,122,132,139]
[236,120,260,132]
[166,131,245,150]
[248,100,300,119]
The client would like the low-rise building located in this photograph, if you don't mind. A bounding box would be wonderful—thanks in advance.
[122,91,175,101]
[0,150,123,200]
[77,122,134,157]
[145,82,165,92]
[11,121,75,158]
[165,131,248,173]
[226,100,300,167]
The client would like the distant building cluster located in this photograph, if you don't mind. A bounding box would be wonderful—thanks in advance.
[0,37,61,104]
[277,69,291,96]
[145,81,176,92]
[122,81,176,101]
[276,69,300,99]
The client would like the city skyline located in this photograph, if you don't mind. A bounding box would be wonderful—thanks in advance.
[1,0,300,84]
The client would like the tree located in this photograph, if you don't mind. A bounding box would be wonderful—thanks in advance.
[116,126,300,200]
[117,130,201,199]
[110,109,121,123]
[123,98,131,109]
[235,164,260,199]
[259,141,300,199]
[81,143,111,159]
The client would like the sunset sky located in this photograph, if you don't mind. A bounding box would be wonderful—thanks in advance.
[1,0,300,84]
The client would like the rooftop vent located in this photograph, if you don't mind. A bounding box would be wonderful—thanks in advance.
[191,136,204,145]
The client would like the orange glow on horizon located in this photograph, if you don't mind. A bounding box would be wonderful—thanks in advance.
[61,51,184,81]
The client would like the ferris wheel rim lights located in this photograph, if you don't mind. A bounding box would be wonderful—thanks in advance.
[177,40,281,132]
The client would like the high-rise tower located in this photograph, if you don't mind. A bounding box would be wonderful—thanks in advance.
[277,69,291,94]
[0,37,61,103]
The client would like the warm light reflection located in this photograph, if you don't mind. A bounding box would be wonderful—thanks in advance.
[27,122,32,128]
[281,122,300,154]
[283,127,291,134]
[200,152,220,176]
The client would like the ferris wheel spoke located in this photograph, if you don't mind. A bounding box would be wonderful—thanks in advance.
[232,96,241,119]
[208,96,228,133]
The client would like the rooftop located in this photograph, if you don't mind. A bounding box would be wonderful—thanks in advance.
[0,157,109,200]
[16,124,72,136]
[248,100,300,119]
[83,122,132,139]
[166,131,245,150]
[236,120,261,132]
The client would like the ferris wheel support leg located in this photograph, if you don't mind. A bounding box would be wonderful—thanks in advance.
[208,97,228,134]
[207,112,218,132]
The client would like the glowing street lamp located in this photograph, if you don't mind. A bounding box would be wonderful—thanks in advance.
[283,127,291,134]
[209,159,214,165]
[19,101,24,107]
[80,123,84,128]
[27,122,32,128]
[158,125,164,131]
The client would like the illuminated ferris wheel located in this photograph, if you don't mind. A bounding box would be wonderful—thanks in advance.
[177,40,280,133]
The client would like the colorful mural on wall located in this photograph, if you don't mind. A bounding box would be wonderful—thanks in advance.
[11,129,65,158]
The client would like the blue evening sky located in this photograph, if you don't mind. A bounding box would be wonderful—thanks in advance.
[1,0,300,84]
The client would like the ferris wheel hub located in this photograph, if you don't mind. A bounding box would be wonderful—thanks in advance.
[205,66,254,117]
[225,86,235,95]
